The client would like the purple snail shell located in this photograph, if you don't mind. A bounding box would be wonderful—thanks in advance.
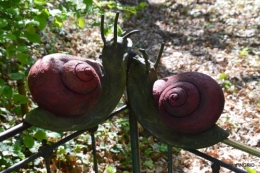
[28,53,103,117]
[153,72,225,134]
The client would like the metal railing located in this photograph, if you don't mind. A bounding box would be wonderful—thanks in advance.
[0,105,253,173]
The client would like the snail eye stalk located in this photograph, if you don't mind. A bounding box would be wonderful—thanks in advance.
[113,12,119,45]
[100,14,106,45]
[154,42,165,70]
[139,48,150,73]
[121,30,139,39]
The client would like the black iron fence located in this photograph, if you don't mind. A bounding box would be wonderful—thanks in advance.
[0,105,253,173]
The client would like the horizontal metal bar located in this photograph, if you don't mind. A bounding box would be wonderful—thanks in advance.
[186,149,247,173]
[223,138,260,158]
[0,122,31,142]
[1,152,40,173]
[106,104,128,120]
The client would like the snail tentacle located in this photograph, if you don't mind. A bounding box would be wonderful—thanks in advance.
[154,42,165,70]
[101,15,106,45]
[139,49,150,72]
[121,30,139,39]
[113,12,119,45]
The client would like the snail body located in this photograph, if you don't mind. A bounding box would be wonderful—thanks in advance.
[126,47,229,149]
[25,13,138,131]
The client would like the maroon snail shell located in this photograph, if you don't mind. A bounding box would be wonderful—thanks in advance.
[28,53,103,117]
[153,72,225,134]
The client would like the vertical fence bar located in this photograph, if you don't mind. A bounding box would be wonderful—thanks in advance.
[45,158,51,173]
[167,145,172,173]
[40,139,52,173]
[129,110,141,173]
[211,163,220,173]
[91,130,98,173]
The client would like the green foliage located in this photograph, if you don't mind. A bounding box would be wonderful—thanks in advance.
[143,159,154,167]
[94,1,147,18]
[105,165,117,173]
[246,167,257,173]
[239,47,249,57]
[218,73,236,93]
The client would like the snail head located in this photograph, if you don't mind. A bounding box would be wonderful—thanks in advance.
[99,12,139,63]
[126,43,165,77]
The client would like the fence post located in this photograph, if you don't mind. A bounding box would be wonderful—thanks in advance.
[167,145,173,173]
[89,127,99,173]
[129,109,141,173]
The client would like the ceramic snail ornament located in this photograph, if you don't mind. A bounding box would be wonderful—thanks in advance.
[126,44,229,149]
[24,13,138,131]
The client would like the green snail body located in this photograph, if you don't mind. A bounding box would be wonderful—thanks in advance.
[126,46,229,149]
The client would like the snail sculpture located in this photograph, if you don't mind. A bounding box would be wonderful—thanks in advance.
[24,13,138,131]
[126,44,229,149]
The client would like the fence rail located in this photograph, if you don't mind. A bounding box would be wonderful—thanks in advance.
[0,105,255,173]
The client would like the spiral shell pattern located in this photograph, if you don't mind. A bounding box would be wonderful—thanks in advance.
[28,54,103,117]
[153,72,224,134]
[61,60,100,95]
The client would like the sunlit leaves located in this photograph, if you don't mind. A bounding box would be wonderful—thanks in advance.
[18,53,34,65]
[219,73,227,80]
[78,17,85,28]
[105,165,117,173]
[246,167,257,173]
[3,85,13,98]
[95,1,147,18]
[144,148,153,156]
[34,16,47,30]
[34,130,47,141]
[83,0,92,6]
[6,7,20,16]
[239,47,249,57]
[16,45,29,53]
[23,136,35,148]
[27,25,37,34]
[6,45,16,57]
[0,19,8,28]
[0,33,16,43]
[54,16,63,27]
[24,31,41,43]
[10,73,24,80]
[34,0,47,5]
[143,159,154,167]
